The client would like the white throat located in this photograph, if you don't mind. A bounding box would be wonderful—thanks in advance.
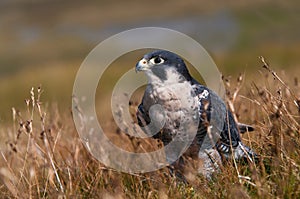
[146,67,186,86]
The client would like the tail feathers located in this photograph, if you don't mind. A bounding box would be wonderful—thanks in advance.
[237,123,255,134]
[216,142,258,162]
[237,142,258,162]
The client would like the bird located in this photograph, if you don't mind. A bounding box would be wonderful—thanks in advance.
[135,50,257,178]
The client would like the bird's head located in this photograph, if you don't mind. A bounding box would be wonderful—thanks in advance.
[136,50,192,83]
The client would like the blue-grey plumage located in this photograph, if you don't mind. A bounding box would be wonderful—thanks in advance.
[136,50,257,171]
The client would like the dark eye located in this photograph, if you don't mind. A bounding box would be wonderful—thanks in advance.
[150,57,165,65]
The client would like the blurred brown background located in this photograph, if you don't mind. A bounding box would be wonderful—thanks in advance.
[0,0,299,122]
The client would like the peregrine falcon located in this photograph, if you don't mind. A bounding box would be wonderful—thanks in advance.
[136,50,256,176]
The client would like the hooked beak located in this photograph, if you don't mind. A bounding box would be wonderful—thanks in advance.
[135,58,150,72]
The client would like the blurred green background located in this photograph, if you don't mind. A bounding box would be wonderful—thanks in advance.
[0,0,300,122]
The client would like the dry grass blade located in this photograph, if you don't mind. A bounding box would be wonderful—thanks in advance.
[0,168,19,198]
[260,56,300,112]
